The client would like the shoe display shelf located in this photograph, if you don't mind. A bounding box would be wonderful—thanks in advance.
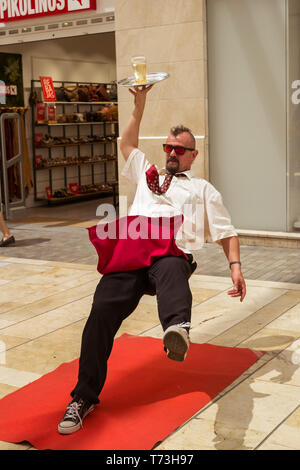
[30,79,119,206]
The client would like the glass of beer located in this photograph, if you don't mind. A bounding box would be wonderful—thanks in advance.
[131,56,147,84]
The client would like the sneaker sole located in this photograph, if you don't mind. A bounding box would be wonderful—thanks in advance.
[58,405,94,435]
[163,330,188,362]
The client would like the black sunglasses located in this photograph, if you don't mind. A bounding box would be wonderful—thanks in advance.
[163,144,195,155]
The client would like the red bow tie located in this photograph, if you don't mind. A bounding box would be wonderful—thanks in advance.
[145,165,187,195]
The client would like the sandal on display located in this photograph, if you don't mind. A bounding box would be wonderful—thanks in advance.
[41,135,55,146]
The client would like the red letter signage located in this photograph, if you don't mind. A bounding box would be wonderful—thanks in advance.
[0,0,97,22]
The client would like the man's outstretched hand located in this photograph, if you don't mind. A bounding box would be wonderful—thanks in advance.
[129,84,153,107]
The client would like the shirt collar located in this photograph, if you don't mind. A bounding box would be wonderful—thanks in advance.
[159,168,194,180]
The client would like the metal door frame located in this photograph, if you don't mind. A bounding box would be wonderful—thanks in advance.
[0,113,25,219]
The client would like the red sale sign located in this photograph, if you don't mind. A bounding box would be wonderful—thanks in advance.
[40,76,56,101]
[0,0,97,23]
[69,182,79,194]
[45,186,52,199]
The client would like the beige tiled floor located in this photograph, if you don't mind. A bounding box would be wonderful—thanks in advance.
[0,256,299,450]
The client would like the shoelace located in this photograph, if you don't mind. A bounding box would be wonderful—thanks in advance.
[65,402,84,428]
[177,322,191,329]
[177,322,191,340]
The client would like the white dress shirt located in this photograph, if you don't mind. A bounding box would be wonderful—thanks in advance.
[121,148,238,253]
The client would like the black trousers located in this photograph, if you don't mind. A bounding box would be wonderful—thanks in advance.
[71,255,194,404]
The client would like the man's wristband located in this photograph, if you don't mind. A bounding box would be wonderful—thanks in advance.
[229,261,241,269]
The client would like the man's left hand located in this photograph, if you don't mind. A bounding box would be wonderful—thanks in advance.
[227,269,246,302]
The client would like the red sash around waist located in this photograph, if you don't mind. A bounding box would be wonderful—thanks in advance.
[88,215,187,275]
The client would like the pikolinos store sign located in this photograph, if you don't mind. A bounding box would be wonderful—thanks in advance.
[0,0,96,22]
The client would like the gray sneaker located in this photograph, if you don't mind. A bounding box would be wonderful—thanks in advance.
[163,324,190,362]
[58,396,94,435]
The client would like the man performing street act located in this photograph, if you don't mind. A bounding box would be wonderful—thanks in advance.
[58,85,246,435]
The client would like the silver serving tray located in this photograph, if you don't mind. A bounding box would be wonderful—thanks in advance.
[118,72,169,87]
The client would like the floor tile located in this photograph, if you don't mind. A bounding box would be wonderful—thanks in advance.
[0,441,32,450]
[0,366,41,388]
[0,263,52,281]
[156,417,266,450]
[1,331,83,375]
[239,327,300,352]
[190,286,286,340]
[209,291,300,347]
[157,378,300,450]
[267,301,300,332]
[1,295,93,340]
[0,382,17,399]
[0,279,98,323]
[257,407,300,450]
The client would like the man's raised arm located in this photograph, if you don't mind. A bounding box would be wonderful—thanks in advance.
[120,85,153,161]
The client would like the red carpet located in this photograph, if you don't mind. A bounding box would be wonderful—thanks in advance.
[0,334,264,450]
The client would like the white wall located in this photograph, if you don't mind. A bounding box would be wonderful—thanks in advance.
[287,0,300,230]
[0,31,117,205]
[207,0,287,231]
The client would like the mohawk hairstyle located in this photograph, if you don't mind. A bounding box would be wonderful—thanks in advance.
[170,125,195,148]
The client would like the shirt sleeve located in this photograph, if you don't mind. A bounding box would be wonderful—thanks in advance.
[204,183,238,243]
[121,148,151,185]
